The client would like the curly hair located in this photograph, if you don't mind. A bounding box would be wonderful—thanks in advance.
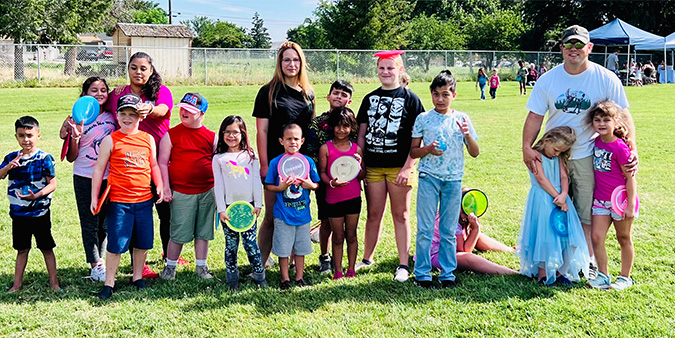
[586,100,633,145]
[533,126,576,164]
[128,52,162,101]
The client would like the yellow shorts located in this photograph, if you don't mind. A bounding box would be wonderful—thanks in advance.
[365,167,416,186]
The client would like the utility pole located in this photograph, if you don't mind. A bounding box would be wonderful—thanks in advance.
[168,0,172,24]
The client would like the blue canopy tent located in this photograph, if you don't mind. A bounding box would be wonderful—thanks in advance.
[634,32,675,83]
[589,18,665,84]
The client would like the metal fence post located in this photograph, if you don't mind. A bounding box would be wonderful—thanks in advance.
[336,50,340,80]
[204,48,207,85]
[445,50,448,69]
[125,47,129,78]
[37,45,41,84]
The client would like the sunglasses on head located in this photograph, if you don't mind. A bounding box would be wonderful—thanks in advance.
[563,41,586,50]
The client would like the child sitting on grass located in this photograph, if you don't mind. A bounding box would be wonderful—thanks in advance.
[91,94,164,299]
[265,124,320,290]
[1,116,60,292]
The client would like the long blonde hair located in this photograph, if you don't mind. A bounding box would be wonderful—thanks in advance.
[533,126,576,164]
[267,41,314,112]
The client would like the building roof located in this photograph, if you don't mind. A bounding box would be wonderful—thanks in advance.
[114,23,193,39]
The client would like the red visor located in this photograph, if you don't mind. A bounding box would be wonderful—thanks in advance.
[374,50,405,58]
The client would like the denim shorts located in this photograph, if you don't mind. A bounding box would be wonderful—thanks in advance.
[106,199,154,254]
[593,198,638,221]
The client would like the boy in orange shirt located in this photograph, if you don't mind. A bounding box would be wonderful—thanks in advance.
[90,93,164,299]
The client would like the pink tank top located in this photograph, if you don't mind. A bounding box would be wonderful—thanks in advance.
[325,141,361,204]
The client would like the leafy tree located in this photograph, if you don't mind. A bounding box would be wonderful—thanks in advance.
[405,15,465,70]
[102,0,168,34]
[0,0,111,78]
[463,8,529,51]
[286,18,331,49]
[193,20,253,48]
[249,12,271,49]
[181,16,211,37]
[316,0,414,49]
[133,3,168,24]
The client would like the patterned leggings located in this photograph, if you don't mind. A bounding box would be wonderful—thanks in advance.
[224,223,264,274]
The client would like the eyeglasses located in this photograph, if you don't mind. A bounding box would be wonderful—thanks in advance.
[282,58,301,64]
[223,131,241,136]
[562,42,586,50]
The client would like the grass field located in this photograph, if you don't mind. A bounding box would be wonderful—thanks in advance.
[0,81,673,337]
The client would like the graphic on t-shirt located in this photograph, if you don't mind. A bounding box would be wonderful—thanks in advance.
[365,95,405,153]
[593,147,612,172]
[283,184,304,206]
[554,89,592,115]
[226,160,249,179]
[124,150,148,168]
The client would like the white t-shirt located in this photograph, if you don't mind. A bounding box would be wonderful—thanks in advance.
[526,62,629,160]
[212,151,263,212]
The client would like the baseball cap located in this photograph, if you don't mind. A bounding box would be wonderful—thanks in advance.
[176,93,208,114]
[561,25,590,44]
[117,93,142,112]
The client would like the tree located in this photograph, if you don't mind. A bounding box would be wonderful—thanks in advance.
[0,0,111,79]
[181,16,210,37]
[193,20,253,48]
[102,0,168,34]
[286,18,331,49]
[316,0,414,49]
[463,9,529,51]
[249,12,271,49]
[405,15,466,70]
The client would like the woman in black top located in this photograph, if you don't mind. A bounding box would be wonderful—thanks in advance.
[252,41,315,266]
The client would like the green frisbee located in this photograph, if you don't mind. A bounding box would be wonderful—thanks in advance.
[461,189,488,217]
[225,201,256,232]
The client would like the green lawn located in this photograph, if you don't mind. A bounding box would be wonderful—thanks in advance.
[0,82,673,337]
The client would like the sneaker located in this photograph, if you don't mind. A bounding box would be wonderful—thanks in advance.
[354,259,374,272]
[588,262,598,280]
[440,280,457,289]
[415,280,433,289]
[90,264,106,282]
[610,276,634,290]
[295,278,309,287]
[393,265,410,282]
[345,269,355,278]
[587,271,612,290]
[131,279,146,289]
[98,285,114,299]
[196,265,214,280]
[142,265,159,279]
[555,275,573,286]
[279,280,291,290]
[160,265,176,280]
[250,271,268,288]
[264,256,276,268]
[333,271,343,280]
[319,253,332,274]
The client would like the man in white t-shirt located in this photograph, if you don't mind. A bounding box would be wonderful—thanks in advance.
[522,25,635,279]
[606,50,620,76]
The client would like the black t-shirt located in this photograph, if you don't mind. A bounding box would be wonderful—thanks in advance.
[252,83,315,163]
[356,86,425,168]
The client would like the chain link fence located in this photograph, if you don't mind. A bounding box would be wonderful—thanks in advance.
[0,43,656,87]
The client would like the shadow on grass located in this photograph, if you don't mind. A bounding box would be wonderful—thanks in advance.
[0,257,583,311]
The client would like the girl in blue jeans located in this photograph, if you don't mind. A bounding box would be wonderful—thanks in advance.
[410,70,480,288]
[475,68,488,100]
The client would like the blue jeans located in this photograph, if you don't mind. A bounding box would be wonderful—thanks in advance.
[479,83,486,100]
[414,172,461,281]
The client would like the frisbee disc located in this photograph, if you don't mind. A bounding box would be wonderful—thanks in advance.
[329,156,360,182]
[93,184,111,215]
[278,153,310,181]
[611,185,639,216]
[549,207,569,237]
[461,189,488,217]
[60,134,70,161]
[72,96,100,125]
[374,50,405,58]
[225,201,256,232]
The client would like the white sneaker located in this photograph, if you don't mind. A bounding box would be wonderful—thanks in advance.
[610,276,634,290]
[90,264,106,282]
[354,259,375,272]
[393,266,409,282]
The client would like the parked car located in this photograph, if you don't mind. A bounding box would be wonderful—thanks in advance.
[77,48,101,61]
[103,47,113,59]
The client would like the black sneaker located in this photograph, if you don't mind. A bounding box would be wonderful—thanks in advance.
[131,279,147,289]
[414,280,434,289]
[319,253,332,274]
[99,285,114,299]
[295,278,309,287]
[280,280,291,290]
[440,280,457,289]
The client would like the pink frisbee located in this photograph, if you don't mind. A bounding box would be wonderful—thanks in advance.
[611,185,639,216]
[277,153,310,181]
[374,50,405,58]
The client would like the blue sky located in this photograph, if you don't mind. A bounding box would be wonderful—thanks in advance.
[164,0,319,42]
